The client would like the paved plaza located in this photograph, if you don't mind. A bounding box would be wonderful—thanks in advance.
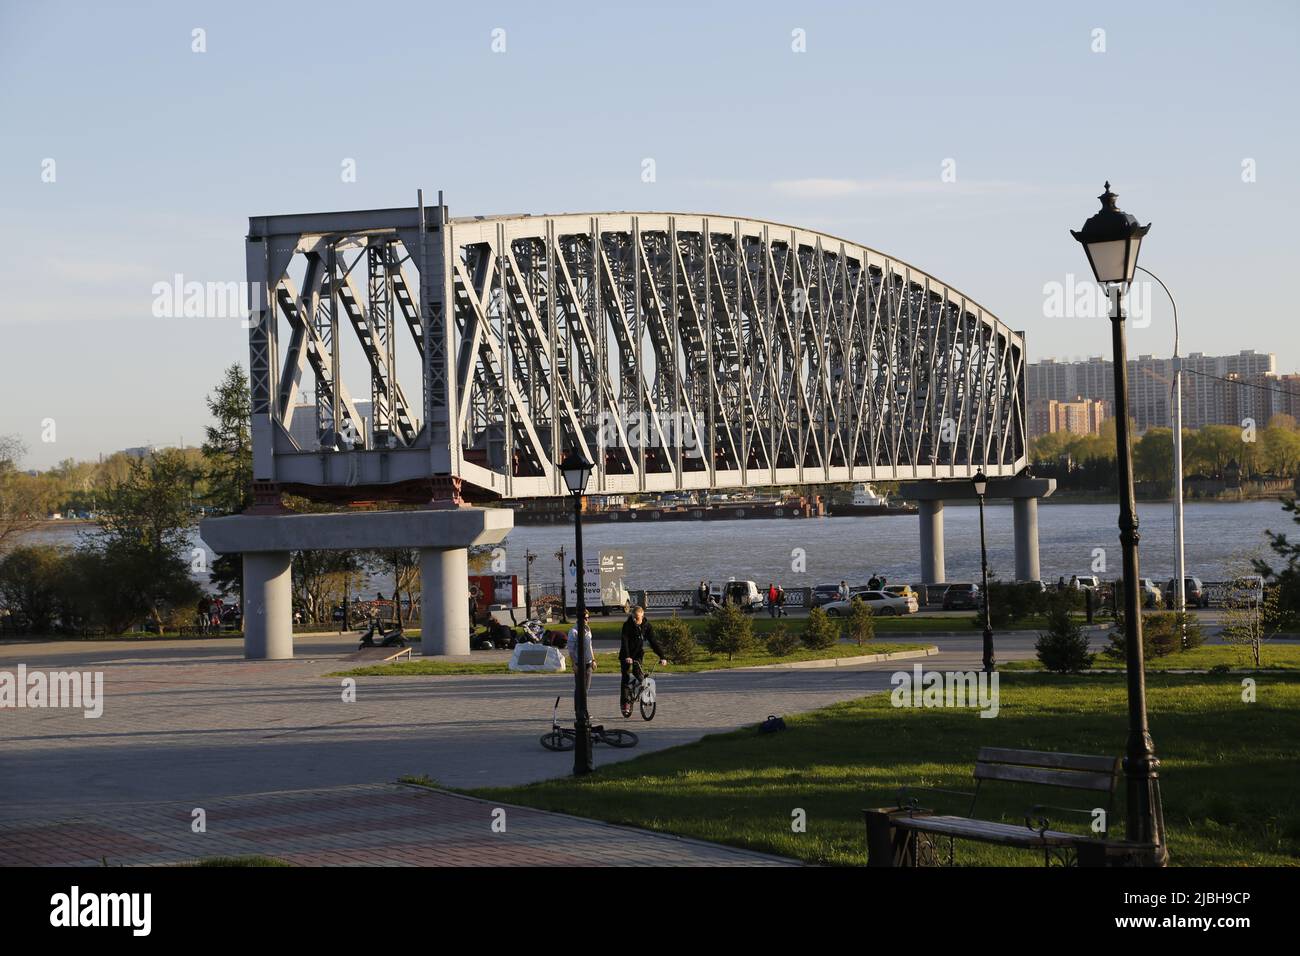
[0,630,1044,866]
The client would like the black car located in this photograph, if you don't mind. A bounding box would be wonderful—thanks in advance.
[812,584,843,606]
[941,583,981,610]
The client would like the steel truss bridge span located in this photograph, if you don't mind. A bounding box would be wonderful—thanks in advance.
[245,202,1027,503]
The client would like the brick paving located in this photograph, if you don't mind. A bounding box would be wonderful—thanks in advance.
[0,784,794,867]
[0,630,1038,866]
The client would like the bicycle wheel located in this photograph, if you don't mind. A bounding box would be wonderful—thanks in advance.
[597,728,639,748]
[540,730,575,751]
[639,698,656,721]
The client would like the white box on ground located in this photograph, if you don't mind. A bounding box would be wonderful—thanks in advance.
[509,644,567,672]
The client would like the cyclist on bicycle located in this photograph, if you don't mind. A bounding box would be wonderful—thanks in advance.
[620,605,668,717]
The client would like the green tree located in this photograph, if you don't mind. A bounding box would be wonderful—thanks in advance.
[1034,596,1094,673]
[801,606,840,651]
[845,597,875,646]
[653,614,697,664]
[0,545,68,632]
[1260,423,1300,477]
[704,601,754,660]
[93,449,202,632]
[202,365,254,602]
[0,436,45,554]
[1254,497,1300,632]
[1133,428,1174,484]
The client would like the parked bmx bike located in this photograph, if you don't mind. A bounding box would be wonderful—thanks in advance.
[540,696,639,751]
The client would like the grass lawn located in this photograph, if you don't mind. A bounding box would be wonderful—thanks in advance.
[333,640,930,677]
[1002,643,1300,672]
[468,672,1300,866]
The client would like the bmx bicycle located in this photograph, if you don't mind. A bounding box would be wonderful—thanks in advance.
[623,660,658,721]
[539,696,639,751]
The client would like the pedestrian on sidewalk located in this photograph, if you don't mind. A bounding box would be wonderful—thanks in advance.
[567,609,596,695]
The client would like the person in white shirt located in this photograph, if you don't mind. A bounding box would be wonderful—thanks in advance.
[567,609,596,693]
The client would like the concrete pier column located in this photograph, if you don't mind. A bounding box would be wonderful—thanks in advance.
[242,551,293,660]
[421,547,470,656]
[918,499,946,584]
[1013,497,1041,582]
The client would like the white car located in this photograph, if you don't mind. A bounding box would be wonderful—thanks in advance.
[823,590,916,616]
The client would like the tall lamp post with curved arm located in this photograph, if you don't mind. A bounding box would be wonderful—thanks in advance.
[1071,182,1168,866]
[1135,265,1186,615]
[972,470,994,673]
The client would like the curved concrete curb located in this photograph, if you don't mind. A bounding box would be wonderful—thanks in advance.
[722,645,940,672]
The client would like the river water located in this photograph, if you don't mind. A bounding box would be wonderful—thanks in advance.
[27,499,1292,593]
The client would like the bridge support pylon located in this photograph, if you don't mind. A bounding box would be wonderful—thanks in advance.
[243,551,293,659]
[899,478,1056,587]
[918,500,946,585]
[420,547,471,657]
[200,508,512,660]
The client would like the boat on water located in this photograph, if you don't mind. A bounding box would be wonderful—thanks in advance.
[500,484,914,525]
[827,483,918,517]
[502,493,826,525]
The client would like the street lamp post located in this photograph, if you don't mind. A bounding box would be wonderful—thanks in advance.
[1135,265,1186,618]
[555,546,567,622]
[561,451,595,776]
[972,470,994,672]
[1071,182,1168,865]
[524,549,536,619]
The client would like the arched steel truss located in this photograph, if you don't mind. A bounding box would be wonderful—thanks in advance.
[245,202,1027,502]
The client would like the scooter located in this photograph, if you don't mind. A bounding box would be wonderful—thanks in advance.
[357,618,407,649]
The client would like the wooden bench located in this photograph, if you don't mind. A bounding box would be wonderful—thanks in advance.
[864,747,1122,867]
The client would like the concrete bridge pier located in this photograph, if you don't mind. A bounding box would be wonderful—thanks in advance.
[242,551,294,659]
[899,477,1056,586]
[201,507,513,660]
[918,500,946,584]
[420,546,471,657]
[1013,496,1041,583]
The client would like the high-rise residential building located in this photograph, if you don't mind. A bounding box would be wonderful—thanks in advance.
[1028,397,1109,439]
[1027,350,1279,433]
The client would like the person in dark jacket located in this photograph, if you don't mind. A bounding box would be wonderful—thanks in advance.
[620,606,668,717]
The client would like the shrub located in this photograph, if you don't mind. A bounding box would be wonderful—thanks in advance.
[1104,611,1203,660]
[703,602,754,660]
[1035,601,1094,673]
[801,606,840,651]
[980,580,1050,629]
[845,597,875,646]
[765,625,798,657]
[653,614,698,664]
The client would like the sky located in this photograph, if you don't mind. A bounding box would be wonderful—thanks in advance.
[1,0,1297,470]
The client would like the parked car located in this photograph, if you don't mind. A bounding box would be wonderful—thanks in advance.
[1138,577,1163,608]
[1163,576,1209,609]
[720,580,764,612]
[811,584,843,607]
[883,584,917,601]
[1070,575,1101,591]
[941,583,981,610]
[824,590,916,616]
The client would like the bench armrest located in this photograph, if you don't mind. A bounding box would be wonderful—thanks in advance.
[1025,803,1106,837]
